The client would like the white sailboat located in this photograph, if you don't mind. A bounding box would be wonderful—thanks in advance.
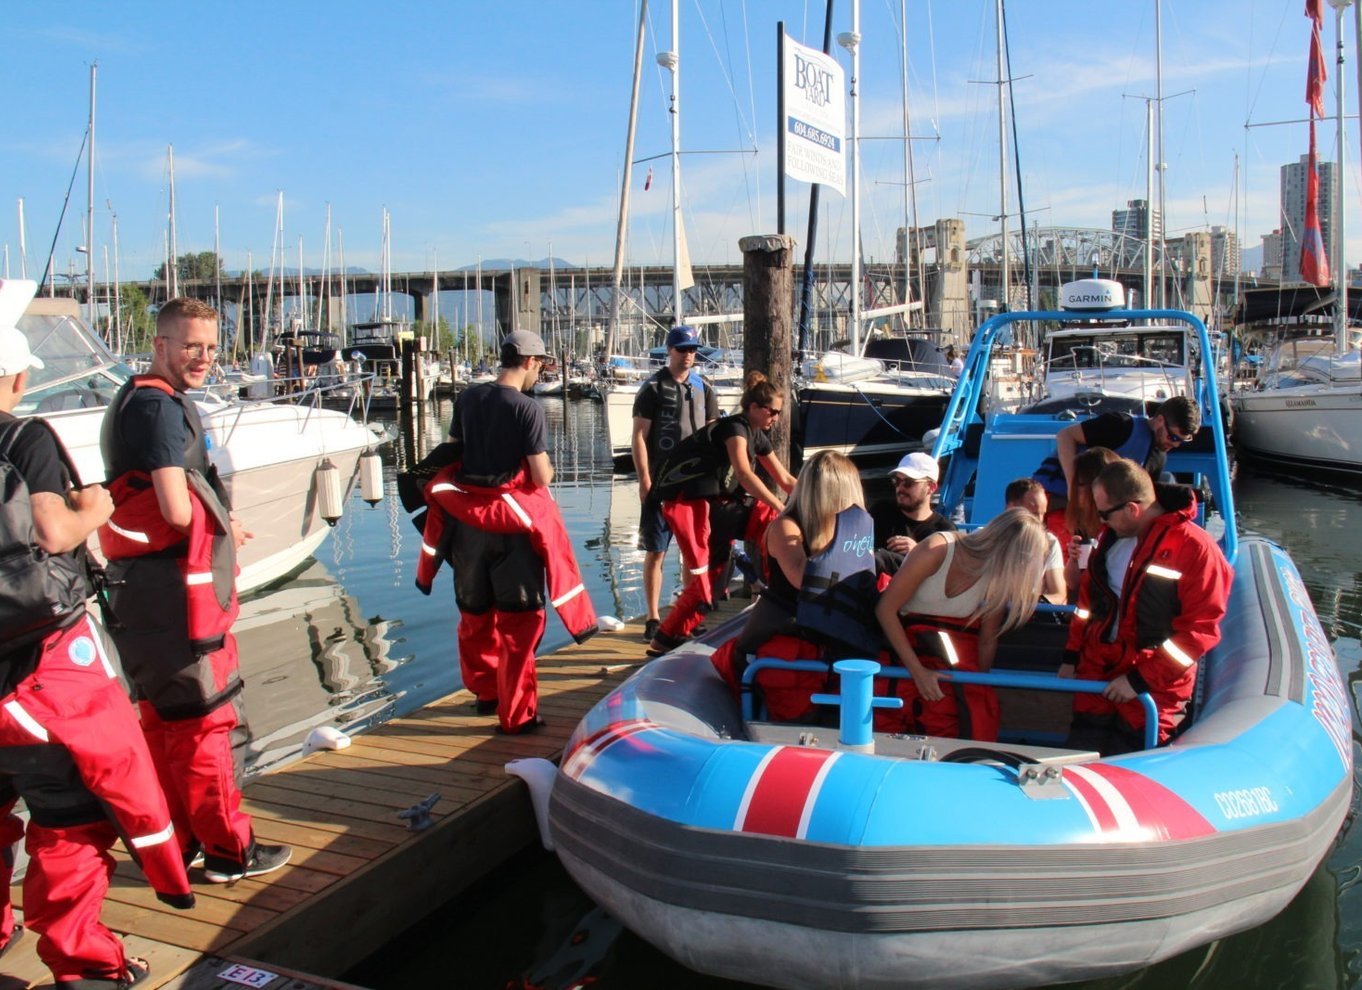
[1231,1,1362,474]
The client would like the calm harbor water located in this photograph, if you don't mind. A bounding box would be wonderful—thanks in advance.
[235,396,1360,990]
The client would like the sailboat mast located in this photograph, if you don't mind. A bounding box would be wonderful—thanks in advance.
[86,62,97,329]
[605,0,648,365]
[1145,99,1155,307]
[1155,0,1166,307]
[214,204,222,316]
[111,211,121,352]
[662,0,683,326]
[840,0,863,352]
[1333,0,1349,350]
[167,145,178,298]
[17,198,28,280]
[995,0,1009,307]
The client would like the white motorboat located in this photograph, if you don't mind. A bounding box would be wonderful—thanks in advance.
[18,294,384,592]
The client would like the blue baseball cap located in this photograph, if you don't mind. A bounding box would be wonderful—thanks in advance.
[665,325,701,351]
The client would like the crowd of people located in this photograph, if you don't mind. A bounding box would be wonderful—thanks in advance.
[0,288,1232,985]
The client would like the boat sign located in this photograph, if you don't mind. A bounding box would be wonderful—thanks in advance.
[1060,278,1126,311]
[217,963,279,988]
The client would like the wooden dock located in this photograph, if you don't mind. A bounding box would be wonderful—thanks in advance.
[2,600,748,990]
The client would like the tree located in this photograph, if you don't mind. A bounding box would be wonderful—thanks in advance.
[117,283,157,354]
[154,251,224,283]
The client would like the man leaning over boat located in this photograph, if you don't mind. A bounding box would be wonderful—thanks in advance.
[1062,458,1232,756]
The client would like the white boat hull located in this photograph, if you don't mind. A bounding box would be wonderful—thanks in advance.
[1231,384,1362,473]
[44,398,381,593]
[604,380,744,470]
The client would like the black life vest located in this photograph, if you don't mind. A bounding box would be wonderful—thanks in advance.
[0,418,95,652]
[795,506,884,659]
[645,417,737,505]
[1034,416,1155,496]
[644,369,711,459]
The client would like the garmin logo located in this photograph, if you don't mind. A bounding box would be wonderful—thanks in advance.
[1069,293,1115,304]
[794,54,835,107]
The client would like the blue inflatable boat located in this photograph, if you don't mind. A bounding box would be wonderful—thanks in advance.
[527,288,1352,990]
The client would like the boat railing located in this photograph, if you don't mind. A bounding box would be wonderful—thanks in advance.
[206,372,378,445]
[740,658,1159,752]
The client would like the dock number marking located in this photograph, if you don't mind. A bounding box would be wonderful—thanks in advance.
[218,963,280,988]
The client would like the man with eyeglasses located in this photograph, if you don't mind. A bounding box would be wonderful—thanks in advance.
[870,452,955,568]
[101,297,291,884]
[1061,458,1231,756]
[631,325,719,643]
[1033,395,1200,533]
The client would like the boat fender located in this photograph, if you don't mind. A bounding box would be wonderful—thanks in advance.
[303,725,351,754]
[506,757,558,851]
[597,615,626,632]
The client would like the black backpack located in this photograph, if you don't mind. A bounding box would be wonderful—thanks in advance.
[0,419,95,649]
[645,419,737,506]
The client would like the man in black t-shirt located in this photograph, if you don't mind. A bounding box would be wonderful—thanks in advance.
[448,330,558,734]
[1042,395,1200,501]
[871,451,955,566]
[0,285,193,986]
[631,325,719,641]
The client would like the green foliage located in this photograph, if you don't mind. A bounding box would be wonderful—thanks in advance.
[153,251,224,283]
[117,283,156,353]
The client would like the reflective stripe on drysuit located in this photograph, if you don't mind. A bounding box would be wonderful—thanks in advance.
[414,463,599,644]
[1033,416,1155,497]
[1066,489,1232,743]
[874,619,1000,742]
[0,615,193,982]
[99,376,253,864]
[658,497,779,642]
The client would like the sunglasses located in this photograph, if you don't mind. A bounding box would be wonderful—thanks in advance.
[891,475,929,488]
[1167,430,1195,445]
[1095,500,1131,521]
[759,404,783,416]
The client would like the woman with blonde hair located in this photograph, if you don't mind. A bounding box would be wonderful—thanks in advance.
[650,371,797,655]
[874,507,1048,740]
[710,450,877,721]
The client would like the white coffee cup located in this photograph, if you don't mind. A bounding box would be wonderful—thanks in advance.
[1076,539,1096,569]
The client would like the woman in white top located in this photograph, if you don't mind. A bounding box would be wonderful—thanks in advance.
[873,507,1048,739]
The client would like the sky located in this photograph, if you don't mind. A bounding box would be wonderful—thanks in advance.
[0,1,1349,287]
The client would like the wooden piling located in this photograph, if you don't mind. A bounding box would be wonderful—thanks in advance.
[739,234,795,463]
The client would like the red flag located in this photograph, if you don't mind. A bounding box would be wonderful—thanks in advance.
[1300,118,1331,287]
[1305,0,1323,27]
[1307,24,1327,117]
[644,167,653,191]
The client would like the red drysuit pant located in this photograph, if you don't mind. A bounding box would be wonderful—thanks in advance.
[458,609,547,733]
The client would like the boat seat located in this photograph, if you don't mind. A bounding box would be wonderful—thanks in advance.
[970,415,1066,522]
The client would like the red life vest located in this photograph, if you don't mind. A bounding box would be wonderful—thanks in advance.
[415,463,598,644]
[99,377,241,716]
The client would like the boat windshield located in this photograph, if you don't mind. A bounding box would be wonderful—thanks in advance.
[14,311,130,416]
[1046,332,1185,371]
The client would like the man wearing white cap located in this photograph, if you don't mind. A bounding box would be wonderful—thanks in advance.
[871,451,955,565]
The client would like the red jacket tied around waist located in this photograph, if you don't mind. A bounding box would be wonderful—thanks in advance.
[416,463,598,644]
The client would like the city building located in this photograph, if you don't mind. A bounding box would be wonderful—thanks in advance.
[1279,153,1336,284]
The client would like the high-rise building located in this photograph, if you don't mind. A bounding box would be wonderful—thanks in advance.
[1260,229,1283,282]
[1209,226,1240,279]
[1279,153,1336,284]
[1111,200,1162,269]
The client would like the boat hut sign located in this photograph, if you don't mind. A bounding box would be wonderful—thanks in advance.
[782,33,845,196]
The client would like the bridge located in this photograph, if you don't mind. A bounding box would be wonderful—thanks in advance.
[73,223,1241,352]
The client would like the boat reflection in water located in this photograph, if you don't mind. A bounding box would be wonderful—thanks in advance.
[237,559,404,774]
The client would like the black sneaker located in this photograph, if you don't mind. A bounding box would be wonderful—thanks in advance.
[643,618,661,642]
[184,841,205,870]
[203,842,292,883]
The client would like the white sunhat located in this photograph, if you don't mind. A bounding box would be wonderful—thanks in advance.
[0,279,43,377]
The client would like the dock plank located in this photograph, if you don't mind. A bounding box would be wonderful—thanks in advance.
[5,606,749,989]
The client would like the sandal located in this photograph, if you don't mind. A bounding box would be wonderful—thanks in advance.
[64,956,150,990]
